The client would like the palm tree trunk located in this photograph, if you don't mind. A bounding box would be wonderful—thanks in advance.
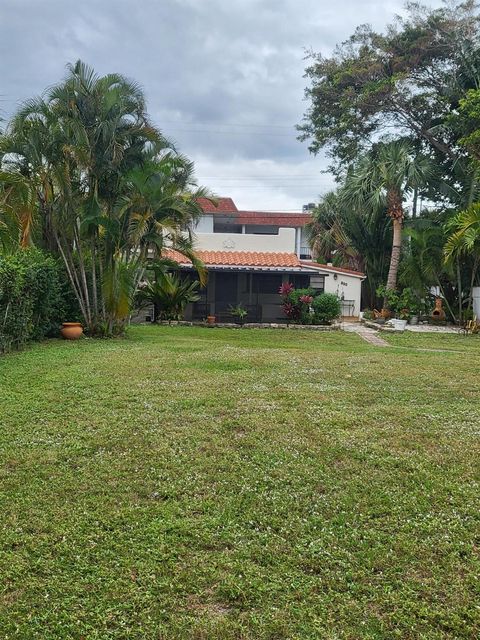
[467,255,479,313]
[457,258,463,325]
[73,223,92,328]
[386,217,403,292]
[91,238,98,319]
[412,187,418,219]
[436,277,456,324]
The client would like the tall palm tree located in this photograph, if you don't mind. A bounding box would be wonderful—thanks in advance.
[1,61,210,335]
[342,140,433,300]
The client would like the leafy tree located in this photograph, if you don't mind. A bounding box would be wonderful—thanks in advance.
[452,89,480,162]
[299,1,480,175]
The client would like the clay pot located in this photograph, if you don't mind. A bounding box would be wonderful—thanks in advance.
[206,315,216,325]
[60,322,84,340]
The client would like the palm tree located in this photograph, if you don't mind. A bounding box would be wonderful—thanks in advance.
[445,203,480,315]
[342,140,433,302]
[306,189,391,308]
[1,60,210,335]
[401,218,457,321]
[306,192,355,265]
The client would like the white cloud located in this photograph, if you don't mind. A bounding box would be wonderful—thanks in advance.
[0,0,445,210]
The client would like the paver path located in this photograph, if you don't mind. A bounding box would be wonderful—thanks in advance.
[341,322,464,352]
[341,323,390,347]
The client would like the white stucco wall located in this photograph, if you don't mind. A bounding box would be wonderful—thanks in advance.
[473,287,480,319]
[323,271,362,317]
[194,227,296,253]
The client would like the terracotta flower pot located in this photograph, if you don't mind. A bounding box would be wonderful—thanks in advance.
[207,315,216,325]
[60,322,84,340]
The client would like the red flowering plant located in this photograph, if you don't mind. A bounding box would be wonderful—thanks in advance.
[279,282,294,297]
[279,283,315,324]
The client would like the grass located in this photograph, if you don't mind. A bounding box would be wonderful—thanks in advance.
[1,325,479,639]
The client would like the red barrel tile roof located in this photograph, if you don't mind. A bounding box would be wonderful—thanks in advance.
[197,197,311,227]
[163,250,365,276]
[237,211,311,227]
[197,197,237,212]
[163,249,302,268]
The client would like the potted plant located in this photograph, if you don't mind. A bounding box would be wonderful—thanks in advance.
[228,303,248,325]
[206,315,216,325]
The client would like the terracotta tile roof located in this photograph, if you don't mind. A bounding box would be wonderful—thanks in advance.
[237,211,311,227]
[163,249,302,268]
[164,250,365,275]
[300,261,365,278]
[197,196,310,226]
[198,197,237,213]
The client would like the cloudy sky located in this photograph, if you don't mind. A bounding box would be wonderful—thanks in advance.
[1,0,443,211]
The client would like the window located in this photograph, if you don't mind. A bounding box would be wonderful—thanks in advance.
[213,222,242,234]
[309,274,325,292]
[290,274,310,289]
[252,274,283,294]
[244,224,279,235]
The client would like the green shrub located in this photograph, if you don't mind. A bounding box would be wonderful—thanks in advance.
[280,283,340,325]
[0,249,75,353]
[312,293,341,324]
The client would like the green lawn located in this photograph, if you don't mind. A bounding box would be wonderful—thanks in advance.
[1,326,479,639]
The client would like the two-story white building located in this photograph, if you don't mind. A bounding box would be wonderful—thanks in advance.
[163,197,365,323]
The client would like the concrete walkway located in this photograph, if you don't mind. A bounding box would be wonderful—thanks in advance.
[341,322,464,352]
[341,323,390,347]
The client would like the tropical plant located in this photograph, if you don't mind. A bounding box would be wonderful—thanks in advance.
[445,203,480,315]
[228,303,248,324]
[341,141,433,303]
[279,283,339,325]
[400,218,458,322]
[376,286,423,320]
[307,189,392,309]
[0,61,210,335]
[305,191,358,266]
[136,268,200,322]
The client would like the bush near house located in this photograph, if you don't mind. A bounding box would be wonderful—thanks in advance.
[0,250,74,353]
[279,283,341,324]
[312,292,342,323]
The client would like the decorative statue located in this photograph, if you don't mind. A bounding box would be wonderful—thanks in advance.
[431,297,446,321]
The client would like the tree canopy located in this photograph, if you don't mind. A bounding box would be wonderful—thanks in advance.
[299,1,480,176]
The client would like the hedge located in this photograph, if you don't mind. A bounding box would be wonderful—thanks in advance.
[0,249,76,354]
